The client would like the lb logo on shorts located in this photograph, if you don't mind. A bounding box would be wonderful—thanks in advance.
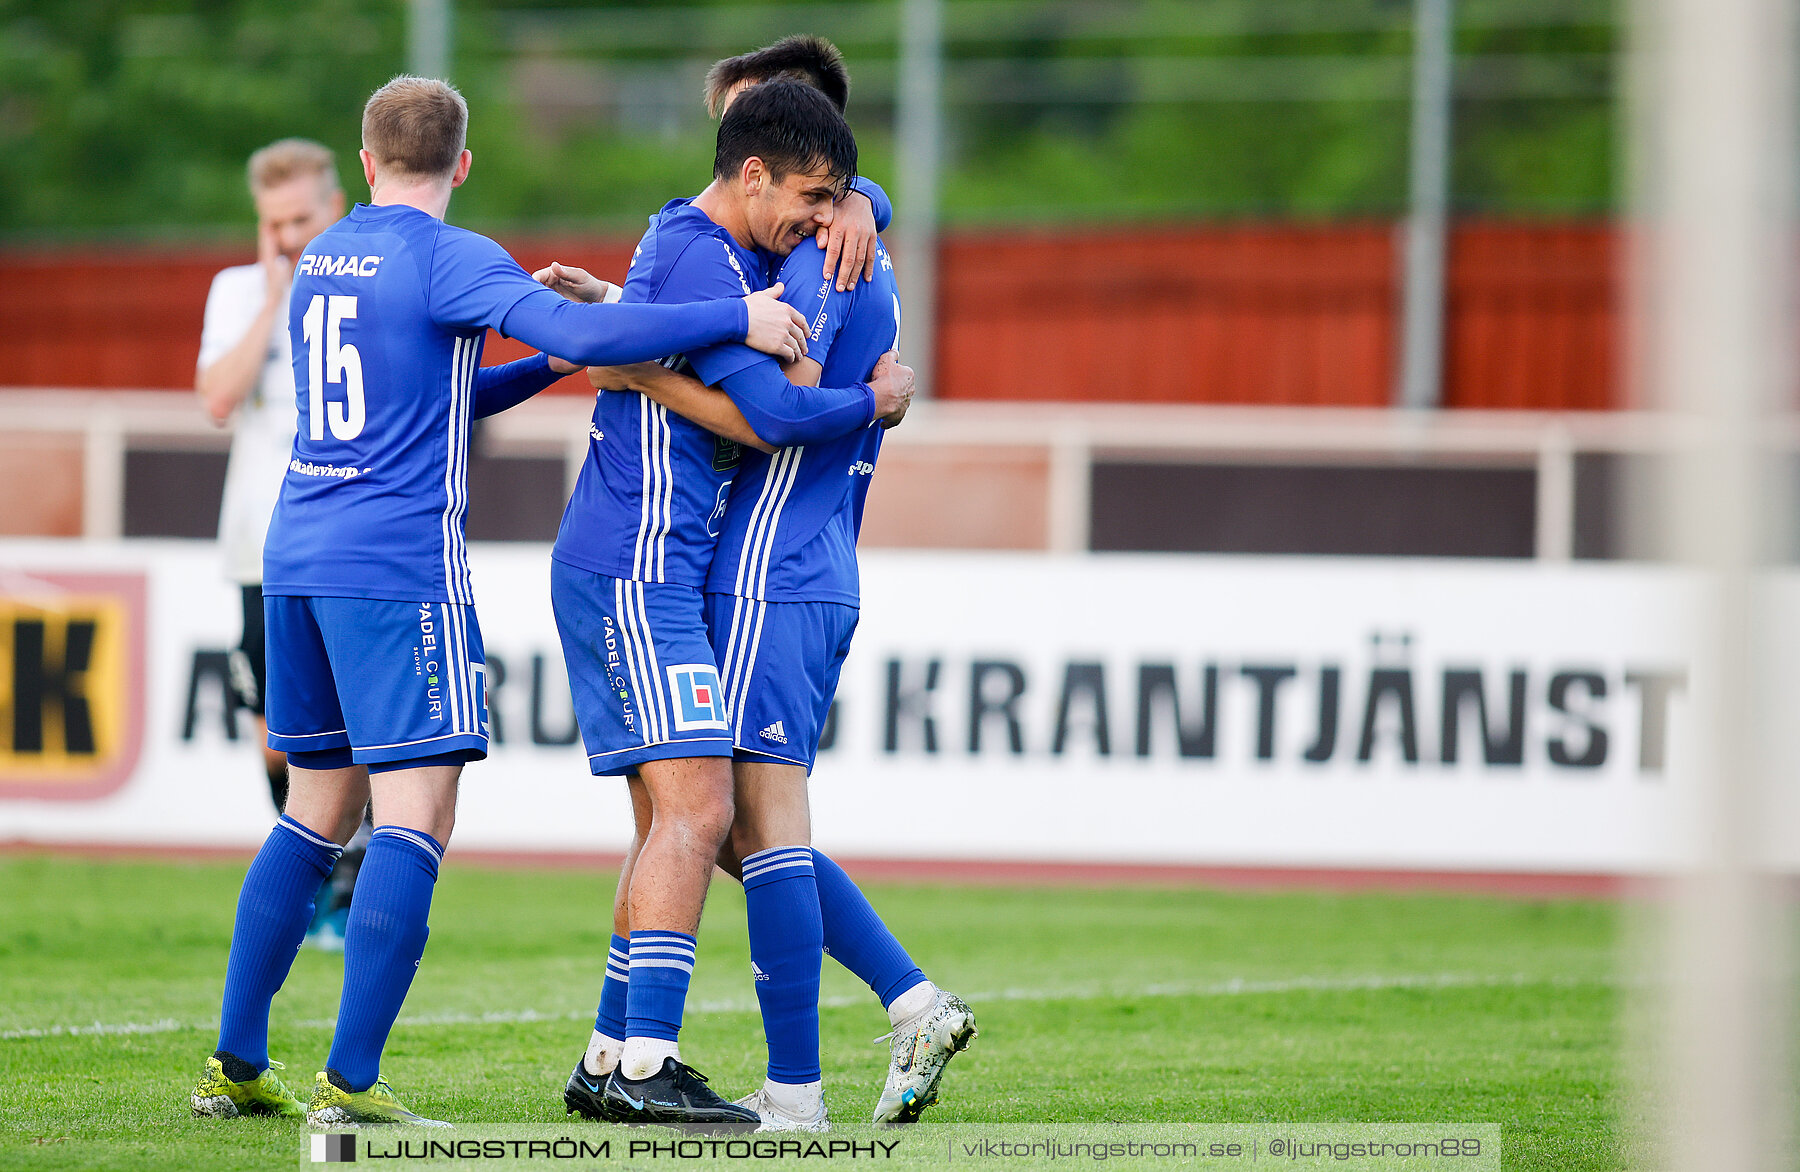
[666,664,728,732]
[0,570,146,800]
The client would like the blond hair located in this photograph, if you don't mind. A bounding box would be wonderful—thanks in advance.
[247,138,339,196]
[361,75,468,180]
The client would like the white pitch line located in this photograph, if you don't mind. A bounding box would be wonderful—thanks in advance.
[2,1016,192,1040]
[0,971,1618,1041]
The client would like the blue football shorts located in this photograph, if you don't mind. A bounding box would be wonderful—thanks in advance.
[263,595,488,766]
[704,593,859,770]
[550,559,734,777]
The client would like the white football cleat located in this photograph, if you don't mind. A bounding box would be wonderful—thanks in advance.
[872,990,977,1126]
[735,1085,831,1132]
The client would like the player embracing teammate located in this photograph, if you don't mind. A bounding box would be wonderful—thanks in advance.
[549,40,976,1134]
[187,44,973,1138]
[189,74,811,1128]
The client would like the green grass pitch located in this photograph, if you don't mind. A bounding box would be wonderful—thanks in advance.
[0,854,1620,1170]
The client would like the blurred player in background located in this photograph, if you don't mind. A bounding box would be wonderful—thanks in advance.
[548,47,969,1133]
[189,75,810,1130]
[543,80,911,1132]
[195,138,366,951]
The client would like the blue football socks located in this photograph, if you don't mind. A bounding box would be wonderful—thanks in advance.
[741,847,824,1084]
[216,815,342,1071]
[325,825,443,1092]
[812,849,926,1009]
[594,933,630,1040]
[625,930,697,1043]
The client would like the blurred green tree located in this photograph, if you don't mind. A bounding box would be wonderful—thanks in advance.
[0,0,1617,241]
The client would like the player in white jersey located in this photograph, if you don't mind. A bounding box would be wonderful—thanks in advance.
[196,139,366,950]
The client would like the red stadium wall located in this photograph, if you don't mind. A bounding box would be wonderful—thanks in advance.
[0,222,1618,410]
[1440,223,1617,411]
[936,223,1399,407]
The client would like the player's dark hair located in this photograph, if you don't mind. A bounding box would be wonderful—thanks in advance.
[704,35,850,118]
[362,75,467,180]
[713,80,857,194]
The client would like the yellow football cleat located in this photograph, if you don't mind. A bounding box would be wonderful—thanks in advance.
[305,1068,452,1128]
[190,1052,305,1119]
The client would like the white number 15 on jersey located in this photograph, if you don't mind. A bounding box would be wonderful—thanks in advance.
[301,294,366,441]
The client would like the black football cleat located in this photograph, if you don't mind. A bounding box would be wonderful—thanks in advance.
[563,1060,627,1123]
[601,1058,760,1133]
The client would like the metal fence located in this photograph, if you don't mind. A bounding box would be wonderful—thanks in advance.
[420,0,1623,403]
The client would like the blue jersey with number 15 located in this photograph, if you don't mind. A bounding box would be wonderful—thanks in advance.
[264,202,556,604]
[705,234,899,606]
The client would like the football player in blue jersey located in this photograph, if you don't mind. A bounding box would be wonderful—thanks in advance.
[704,36,890,296]
[543,80,914,1131]
[188,75,813,1130]
[551,46,972,1133]
[593,233,972,1135]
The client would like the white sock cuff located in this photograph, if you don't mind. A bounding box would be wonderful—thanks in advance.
[888,980,939,1025]
[762,1078,824,1115]
[620,1036,680,1080]
[583,1031,625,1076]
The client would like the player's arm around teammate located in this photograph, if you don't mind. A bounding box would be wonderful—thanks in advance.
[696,39,964,1130]
[559,44,963,1133]
[275,100,804,877]
[545,80,887,1134]
[535,264,913,442]
[193,74,806,1133]
[578,228,959,1134]
[584,345,913,443]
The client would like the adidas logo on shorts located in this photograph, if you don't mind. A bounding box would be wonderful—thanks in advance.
[759,721,788,745]
[752,961,770,982]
